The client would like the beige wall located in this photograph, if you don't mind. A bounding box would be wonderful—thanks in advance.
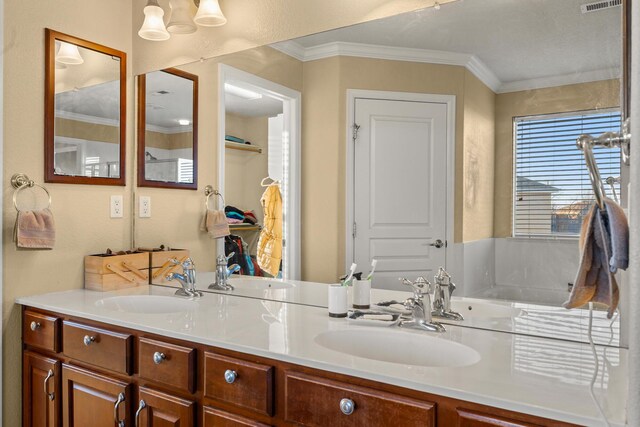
[145,130,194,150]
[493,79,620,237]
[56,118,120,144]
[225,113,269,217]
[3,1,134,425]
[301,56,497,283]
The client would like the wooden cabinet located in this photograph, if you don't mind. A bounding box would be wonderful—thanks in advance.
[135,386,195,426]
[456,409,542,427]
[284,371,436,427]
[23,352,60,427]
[204,352,274,416]
[61,364,130,427]
[203,406,271,426]
[22,307,580,427]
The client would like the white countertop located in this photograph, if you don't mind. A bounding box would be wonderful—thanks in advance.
[17,286,627,426]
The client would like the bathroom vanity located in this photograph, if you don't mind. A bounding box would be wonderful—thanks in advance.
[18,286,626,426]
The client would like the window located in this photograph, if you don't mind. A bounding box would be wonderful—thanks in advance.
[513,110,621,237]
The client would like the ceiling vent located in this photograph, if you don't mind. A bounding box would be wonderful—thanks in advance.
[581,0,621,14]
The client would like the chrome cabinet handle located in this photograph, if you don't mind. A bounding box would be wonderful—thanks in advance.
[428,239,445,248]
[135,400,147,427]
[30,321,41,331]
[340,398,355,415]
[114,392,125,427]
[224,369,237,384]
[153,352,166,364]
[43,369,55,401]
[83,335,96,346]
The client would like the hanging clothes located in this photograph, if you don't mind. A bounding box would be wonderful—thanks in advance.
[257,184,283,277]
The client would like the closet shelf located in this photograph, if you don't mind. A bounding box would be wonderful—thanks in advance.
[225,141,262,153]
[229,224,262,232]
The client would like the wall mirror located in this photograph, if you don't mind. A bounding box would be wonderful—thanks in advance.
[137,68,198,189]
[45,29,126,185]
[137,0,628,347]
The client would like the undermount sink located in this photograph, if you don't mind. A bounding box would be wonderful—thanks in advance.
[228,277,295,290]
[315,329,481,368]
[451,301,524,320]
[96,295,197,314]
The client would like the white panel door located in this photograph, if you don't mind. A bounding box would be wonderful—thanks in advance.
[353,98,448,290]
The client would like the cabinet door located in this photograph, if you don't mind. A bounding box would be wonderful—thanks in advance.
[203,406,271,427]
[23,351,60,427]
[61,364,130,427]
[456,409,542,427]
[135,386,195,427]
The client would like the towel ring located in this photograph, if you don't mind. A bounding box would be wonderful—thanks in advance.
[204,185,224,210]
[11,173,52,212]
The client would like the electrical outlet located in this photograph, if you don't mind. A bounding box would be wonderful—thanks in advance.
[139,196,151,218]
[110,195,123,218]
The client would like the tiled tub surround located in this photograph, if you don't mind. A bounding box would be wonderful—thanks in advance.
[17,285,627,426]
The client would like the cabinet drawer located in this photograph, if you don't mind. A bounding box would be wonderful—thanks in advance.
[284,371,436,427]
[203,406,271,427]
[204,352,274,416]
[62,321,132,375]
[138,337,196,393]
[24,310,60,352]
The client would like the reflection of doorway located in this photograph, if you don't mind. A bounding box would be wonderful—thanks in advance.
[218,65,301,280]
[346,90,455,290]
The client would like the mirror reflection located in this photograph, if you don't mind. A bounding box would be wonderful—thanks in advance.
[139,0,625,346]
[138,68,198,189]
[46,29,126,185]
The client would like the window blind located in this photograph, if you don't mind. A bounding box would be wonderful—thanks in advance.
[513,110,621,237]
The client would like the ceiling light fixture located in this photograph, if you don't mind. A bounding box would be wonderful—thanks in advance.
[224,83,263,100]
[178,119,191,125]
[56,42,84,65]
[434,1,441,10]
[139,0,170,41]
[167,0,197,34]
[139,0,227,41]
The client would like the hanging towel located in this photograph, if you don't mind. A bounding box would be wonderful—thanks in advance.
[200,209,230,239]
[563,198,628,318]
[257,185,283,277]
[14,208,55,249]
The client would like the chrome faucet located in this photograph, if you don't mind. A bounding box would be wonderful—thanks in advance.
[166,257,203,298]
[397,277,445,332]
[431,267,463,321]
[208,253,241,291]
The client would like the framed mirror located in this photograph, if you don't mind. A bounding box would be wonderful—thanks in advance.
[137,68,198,189]
[45,29,126,185]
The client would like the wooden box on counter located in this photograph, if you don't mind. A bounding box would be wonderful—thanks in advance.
[148,249,190,285]
[84,252,150,291]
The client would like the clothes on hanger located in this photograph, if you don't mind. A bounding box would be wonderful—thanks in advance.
[257,184,283,277]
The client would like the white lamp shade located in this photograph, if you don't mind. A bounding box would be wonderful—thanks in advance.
[194,0,227,27]
[167,0,197,34]
[138,0,170,41]
[56,42,84,65]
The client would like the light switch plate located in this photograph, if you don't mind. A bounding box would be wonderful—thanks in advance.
[110,195,123,218]
[139,196,151,218]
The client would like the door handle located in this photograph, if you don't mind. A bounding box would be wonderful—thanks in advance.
[114,392,125,427]
[43,369,55,401]
[428,239,445,248]
[135,400,147,427]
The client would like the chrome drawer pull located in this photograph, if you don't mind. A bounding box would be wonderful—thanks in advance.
[340,398,355,415]
[153,352,166,364]
[135,400,147,427]
[43,369,55,401]
[114,392,125,427]
[224,369,237,384]
[30,321,41,331]
[83,335,96,346]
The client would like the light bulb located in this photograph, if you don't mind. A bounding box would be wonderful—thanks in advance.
[167,0,197,34]
[138,0,170,41]
[56,42,84,65]
[194,0,227,27]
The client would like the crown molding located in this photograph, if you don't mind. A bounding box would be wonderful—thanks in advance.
[496,68,620,93]
[271,41,501,92]
[146,123,194,134]
[55,110,119,127]
[271,41,617,94]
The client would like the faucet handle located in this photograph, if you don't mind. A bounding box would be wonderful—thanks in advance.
[399,277,430,299]
[434,267,451,285]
